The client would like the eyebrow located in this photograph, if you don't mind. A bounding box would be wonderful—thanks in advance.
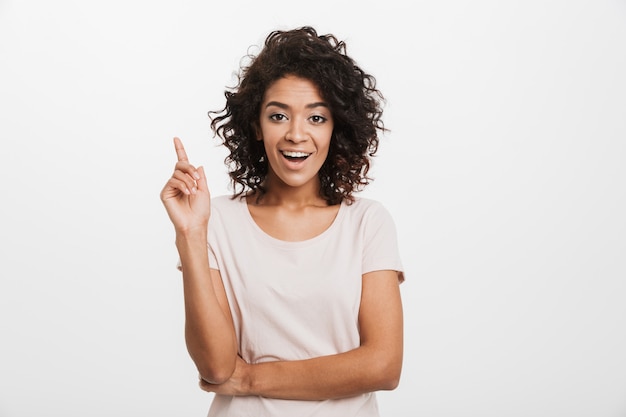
[264,101,329,110]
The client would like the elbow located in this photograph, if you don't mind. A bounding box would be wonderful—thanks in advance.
[187,335,238,384]
[372,355,402,391]
[197,358,236,385]
[379,371,401,391]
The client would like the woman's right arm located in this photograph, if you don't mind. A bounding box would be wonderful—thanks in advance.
[160,137,237,384]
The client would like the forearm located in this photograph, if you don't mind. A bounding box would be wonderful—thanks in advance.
[247,344,402,400]
[198,270,404,399]
[176,229,237,383]
[245,271,403,400]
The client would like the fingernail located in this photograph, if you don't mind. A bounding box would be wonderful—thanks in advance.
[191,187,197,194]
[194,172,200,180]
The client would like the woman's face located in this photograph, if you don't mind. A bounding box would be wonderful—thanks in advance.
[257,75,334,193]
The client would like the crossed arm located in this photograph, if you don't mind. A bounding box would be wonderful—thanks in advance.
[199,268,404,401]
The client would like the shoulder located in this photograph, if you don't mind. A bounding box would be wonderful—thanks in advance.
[208,195,247,225]
[340,197,398,236]
[346,197,394,221]
[211,194,244,211]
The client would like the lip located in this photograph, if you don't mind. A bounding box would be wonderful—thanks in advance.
[279,150,312,170]
[280,149,313,155]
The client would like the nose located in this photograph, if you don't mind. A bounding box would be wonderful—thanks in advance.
[285,119,308,143]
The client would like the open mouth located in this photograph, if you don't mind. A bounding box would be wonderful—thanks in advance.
[281,151,311,161]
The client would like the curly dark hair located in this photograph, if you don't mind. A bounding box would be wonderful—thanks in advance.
[209,26,386,205]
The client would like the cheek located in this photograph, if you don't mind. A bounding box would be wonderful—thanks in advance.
[259,123,283,143]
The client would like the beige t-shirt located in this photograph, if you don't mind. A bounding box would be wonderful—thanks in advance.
[204,195,404,417]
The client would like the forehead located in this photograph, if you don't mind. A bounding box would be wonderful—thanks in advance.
[263,75,325,104]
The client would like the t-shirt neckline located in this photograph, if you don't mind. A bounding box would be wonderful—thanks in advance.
[238,197,347,248]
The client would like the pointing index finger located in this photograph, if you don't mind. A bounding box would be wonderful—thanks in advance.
[173,137,189,162]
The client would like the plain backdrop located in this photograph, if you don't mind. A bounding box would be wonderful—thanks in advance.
[1,1,625,416]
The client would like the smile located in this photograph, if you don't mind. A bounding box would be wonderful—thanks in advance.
[280,151,311,160]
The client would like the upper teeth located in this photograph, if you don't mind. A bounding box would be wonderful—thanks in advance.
[282,151,310,157]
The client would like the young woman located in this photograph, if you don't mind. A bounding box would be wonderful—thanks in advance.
[160,26,405,417]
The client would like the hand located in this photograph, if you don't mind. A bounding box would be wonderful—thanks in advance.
[160,137,211,233]
[199,356,252,396]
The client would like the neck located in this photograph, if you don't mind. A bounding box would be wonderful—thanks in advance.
[255,176,327,208]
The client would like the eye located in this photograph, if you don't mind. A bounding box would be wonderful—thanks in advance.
[269,113,287,122]
[309,115,327,124]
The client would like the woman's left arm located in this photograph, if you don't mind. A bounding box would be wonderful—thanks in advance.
[200,269,403,400]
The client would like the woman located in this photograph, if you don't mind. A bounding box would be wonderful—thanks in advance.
[160,26,404,417]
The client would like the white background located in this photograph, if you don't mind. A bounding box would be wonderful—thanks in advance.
[1,1,625,416]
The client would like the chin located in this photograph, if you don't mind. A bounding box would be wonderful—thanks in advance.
[274,173,319,189]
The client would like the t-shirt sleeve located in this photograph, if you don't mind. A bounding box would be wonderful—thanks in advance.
[361,201,405,282]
